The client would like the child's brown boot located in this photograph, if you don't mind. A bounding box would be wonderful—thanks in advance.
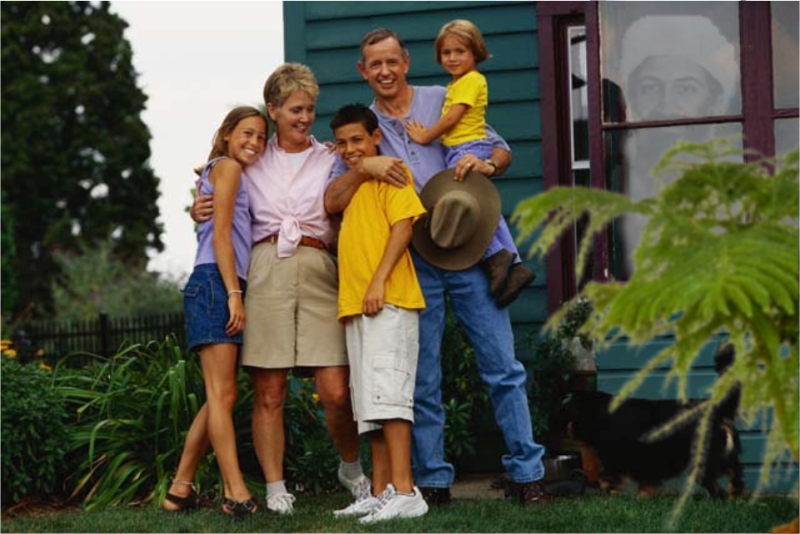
[481,249,514,295]
[495,263,536,308]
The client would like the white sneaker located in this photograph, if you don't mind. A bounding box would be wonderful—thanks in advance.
[333,495,380,517]
[266,492,295,515]
[337,468,372,500]
[359,484,428,524]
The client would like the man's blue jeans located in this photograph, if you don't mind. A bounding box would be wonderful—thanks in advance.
[410,250,546,488]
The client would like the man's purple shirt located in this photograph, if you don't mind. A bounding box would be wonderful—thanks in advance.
[329,85,510,192]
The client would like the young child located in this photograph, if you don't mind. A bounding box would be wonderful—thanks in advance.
[405,19,535,307]
[163,106,267,517]
[330,103,429,523]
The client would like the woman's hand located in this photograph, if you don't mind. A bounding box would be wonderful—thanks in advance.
[191,193,214,223]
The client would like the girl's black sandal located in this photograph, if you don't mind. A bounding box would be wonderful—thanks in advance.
[222,497,258,517]
[163,480,201,512]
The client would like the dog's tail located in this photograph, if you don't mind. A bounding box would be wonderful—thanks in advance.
[721,418,745,497]
[715,342,745,497]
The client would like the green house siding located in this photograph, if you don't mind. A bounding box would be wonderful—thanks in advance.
[284,1,546,340]
[283,1,795,493]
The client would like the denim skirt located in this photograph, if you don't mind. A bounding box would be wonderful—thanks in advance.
[182,263,247,351]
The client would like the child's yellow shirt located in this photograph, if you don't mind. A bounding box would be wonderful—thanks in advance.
[440,70,488,147]
[337,167,426,319]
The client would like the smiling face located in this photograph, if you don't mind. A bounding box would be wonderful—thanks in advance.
[357,36,410,102]
[438,34,476,79]
[267,89,316,152]
[224,115,267,166]
[333,122,382,169]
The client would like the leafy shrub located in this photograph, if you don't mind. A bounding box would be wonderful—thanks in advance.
[514,139,799,521]
[525,334,573,444]
[556,297,593,347]
[52,336,363,508]
[283,377,342,494]
[1,356,70,506]
[53,336,221,509]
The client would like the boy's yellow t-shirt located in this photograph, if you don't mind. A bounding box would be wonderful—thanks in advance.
[440,70,488,147]
[337,167,427,320]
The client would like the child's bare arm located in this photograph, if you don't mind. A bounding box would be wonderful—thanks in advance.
[362,218,414,316]
[405,104,469,145]
[210,160,246,336]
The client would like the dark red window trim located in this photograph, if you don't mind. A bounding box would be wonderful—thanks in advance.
[537,1,797,315]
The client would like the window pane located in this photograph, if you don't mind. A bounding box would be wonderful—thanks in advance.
[772,2,799,109]
[775,118,799,158]
[569,26,589,163]
[600,2,741,123]
[606,123,743,280]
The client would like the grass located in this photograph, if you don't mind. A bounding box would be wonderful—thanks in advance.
[2,491,796,533]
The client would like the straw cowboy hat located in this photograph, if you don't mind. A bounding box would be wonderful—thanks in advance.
[411,168,501,271]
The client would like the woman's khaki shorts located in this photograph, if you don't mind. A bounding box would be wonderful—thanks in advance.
[241,241,347,369]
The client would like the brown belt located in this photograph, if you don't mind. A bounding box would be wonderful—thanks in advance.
[254,234,326,251]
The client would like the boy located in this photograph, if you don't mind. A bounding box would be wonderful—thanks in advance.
[330,103,429,523]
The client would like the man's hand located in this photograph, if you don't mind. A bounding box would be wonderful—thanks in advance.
[453,153,494,181]
[191,193,214,223]
[360,156,408,187]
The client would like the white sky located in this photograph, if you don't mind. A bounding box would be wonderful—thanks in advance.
[110,1,285,282]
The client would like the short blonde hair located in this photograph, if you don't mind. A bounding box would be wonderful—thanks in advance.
[262,63,320,109]
[434,19,491,65]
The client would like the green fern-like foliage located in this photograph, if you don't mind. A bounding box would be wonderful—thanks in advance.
[513,139,798,510]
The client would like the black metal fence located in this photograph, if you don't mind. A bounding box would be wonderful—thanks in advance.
[12,313,186,365]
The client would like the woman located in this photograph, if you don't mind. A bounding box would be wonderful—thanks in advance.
[192,63,367,515]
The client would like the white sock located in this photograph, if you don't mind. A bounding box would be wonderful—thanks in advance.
[267,480,288,497]
[339,459,363,480]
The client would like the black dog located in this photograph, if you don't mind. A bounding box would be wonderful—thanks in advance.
[564,344,743,498]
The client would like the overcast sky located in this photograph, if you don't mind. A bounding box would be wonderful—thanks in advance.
[110,1,285,282]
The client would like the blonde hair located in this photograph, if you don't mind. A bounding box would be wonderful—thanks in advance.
[262,63,320,109]
[208,106,267,161]
[434,19,490,65]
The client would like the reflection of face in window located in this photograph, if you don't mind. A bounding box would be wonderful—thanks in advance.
[619,15,739,120]
[614,15,741,280]
[629,55,723,121]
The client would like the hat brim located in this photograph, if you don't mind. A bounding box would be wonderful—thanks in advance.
[411,168,501,271]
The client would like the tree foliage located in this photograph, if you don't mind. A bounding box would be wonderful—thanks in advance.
[1,1,163,319]
[51,240,183,321]
[1,188,18,321]
[513,139,798,518]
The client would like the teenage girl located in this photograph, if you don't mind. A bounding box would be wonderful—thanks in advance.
[163,106,267,517]
[404,19,535,307]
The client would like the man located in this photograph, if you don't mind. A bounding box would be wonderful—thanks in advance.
[324,28,548,505]
[614,15,740,277]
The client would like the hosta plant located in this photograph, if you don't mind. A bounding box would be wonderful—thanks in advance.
[512,139,798,520]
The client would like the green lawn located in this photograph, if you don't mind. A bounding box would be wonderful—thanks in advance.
[2,492,796,533]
